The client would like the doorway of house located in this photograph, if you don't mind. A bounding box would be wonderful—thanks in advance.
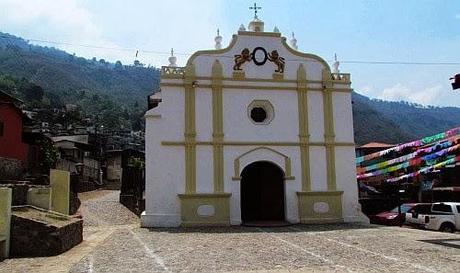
[240,161,286,226]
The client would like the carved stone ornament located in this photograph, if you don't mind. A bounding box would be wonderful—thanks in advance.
[268,50,285,73]
[233,47,285,73]
[233,48,252,70]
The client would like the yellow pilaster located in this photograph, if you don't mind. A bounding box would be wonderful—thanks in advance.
[322,70,337,190]
[212,60,224,192]
[0,187,12,260]
[297,64,311,191]
[184,64,197,193]
[50,169,70,214]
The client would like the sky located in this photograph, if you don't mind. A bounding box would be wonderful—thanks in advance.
[0,0,459,107]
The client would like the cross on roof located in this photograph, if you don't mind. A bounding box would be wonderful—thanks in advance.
[249,2,262,19]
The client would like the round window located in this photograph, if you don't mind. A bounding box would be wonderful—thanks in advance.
[247,100,274,125]
[250,107,267,122]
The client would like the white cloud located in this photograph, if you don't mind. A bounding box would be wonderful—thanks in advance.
[0,0,101,40]
[0,0,225,66]
[0,0,125,61]
[377,83,443,106]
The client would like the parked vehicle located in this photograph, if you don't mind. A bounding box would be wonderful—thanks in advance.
[405,203,432,227]
[370,203,417,226]
[421,202,460,233]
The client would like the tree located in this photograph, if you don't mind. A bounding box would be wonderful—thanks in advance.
[115,60,123,69]
[23,83,44,102]
[134,60,144,67]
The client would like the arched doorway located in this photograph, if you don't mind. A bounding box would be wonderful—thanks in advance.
[240,161,285,224]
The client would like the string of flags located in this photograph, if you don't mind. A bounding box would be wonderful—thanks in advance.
[386,155,460,183]
[357,136,460,173]
[355,127,460,165]
[356,143,460,179]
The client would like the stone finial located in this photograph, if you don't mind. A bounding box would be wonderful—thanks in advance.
[273,26,280,33]
[168,48,177,67]
[239,24,246,31]
[290,32,298,50]
[333,53,340,73]
[215,28,223,50]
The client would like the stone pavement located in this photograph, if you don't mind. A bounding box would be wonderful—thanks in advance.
[0,190,459,273]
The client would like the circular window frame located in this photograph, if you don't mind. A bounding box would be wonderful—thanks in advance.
[247,100,274,125]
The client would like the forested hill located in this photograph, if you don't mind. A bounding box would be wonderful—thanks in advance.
[352,93,460,145]
[1,31,459,142]
[0,32,160,129]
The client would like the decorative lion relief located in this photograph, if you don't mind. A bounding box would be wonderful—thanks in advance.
[233,47,285,73]
[233,48,252,70]
[268,50,285,73]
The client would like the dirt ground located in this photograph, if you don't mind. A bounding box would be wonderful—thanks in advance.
[1,190,459,273]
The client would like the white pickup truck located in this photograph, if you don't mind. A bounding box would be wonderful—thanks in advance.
[421,202,460,233]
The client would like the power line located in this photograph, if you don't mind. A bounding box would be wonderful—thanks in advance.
[340,60,460,66]
[1,34,460,66]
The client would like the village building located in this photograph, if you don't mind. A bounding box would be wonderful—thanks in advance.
[0,90,28,163]
[142,13,367,227]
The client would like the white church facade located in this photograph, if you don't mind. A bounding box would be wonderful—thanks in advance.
[141,16,367,227]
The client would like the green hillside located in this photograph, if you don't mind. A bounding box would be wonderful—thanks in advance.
[0,32,159,130]
[1,31,459,143]
[352,93,460,145]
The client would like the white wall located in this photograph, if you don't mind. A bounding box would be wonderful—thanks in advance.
[143,30,361,227]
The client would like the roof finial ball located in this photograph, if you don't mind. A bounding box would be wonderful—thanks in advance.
[168,48,177,67]
[215,28,223,50]
[290,32,298,50]
[333,53,340,74]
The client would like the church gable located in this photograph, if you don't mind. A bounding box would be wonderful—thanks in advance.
[187,32,330,81]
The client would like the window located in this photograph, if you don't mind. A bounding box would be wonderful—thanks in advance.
[411,204,432,214]
[456,205,460,213]
[0,120,3,136]
[247,100,274,125]
[250,107,267,123]
[391,204,413,213]
[432,204,452,213]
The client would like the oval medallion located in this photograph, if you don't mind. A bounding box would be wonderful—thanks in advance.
[251,47,268,66]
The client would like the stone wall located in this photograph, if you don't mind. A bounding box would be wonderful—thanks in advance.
[9,206,83,257]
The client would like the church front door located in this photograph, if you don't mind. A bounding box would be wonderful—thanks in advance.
[240,161,285,224]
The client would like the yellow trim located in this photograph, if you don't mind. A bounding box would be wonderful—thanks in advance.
[296,191,343,223]
[184,64,196,193]
[237,31,281,37]
[322,69,337,190]
[178,193,231,226]
[196,76,300,83]
[162,141,355,147]
[232,147,293,180]
[212,60,224,193]
[186,35,238,66]
[272,72,284,81]
[232,176,295,181]
[160,82,352,93]
[281,38,332,73]
[297,64,311,192]
[232,71,245,80]
[162,82,297,90]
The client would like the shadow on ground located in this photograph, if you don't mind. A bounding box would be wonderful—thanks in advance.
[144,223,383,234]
